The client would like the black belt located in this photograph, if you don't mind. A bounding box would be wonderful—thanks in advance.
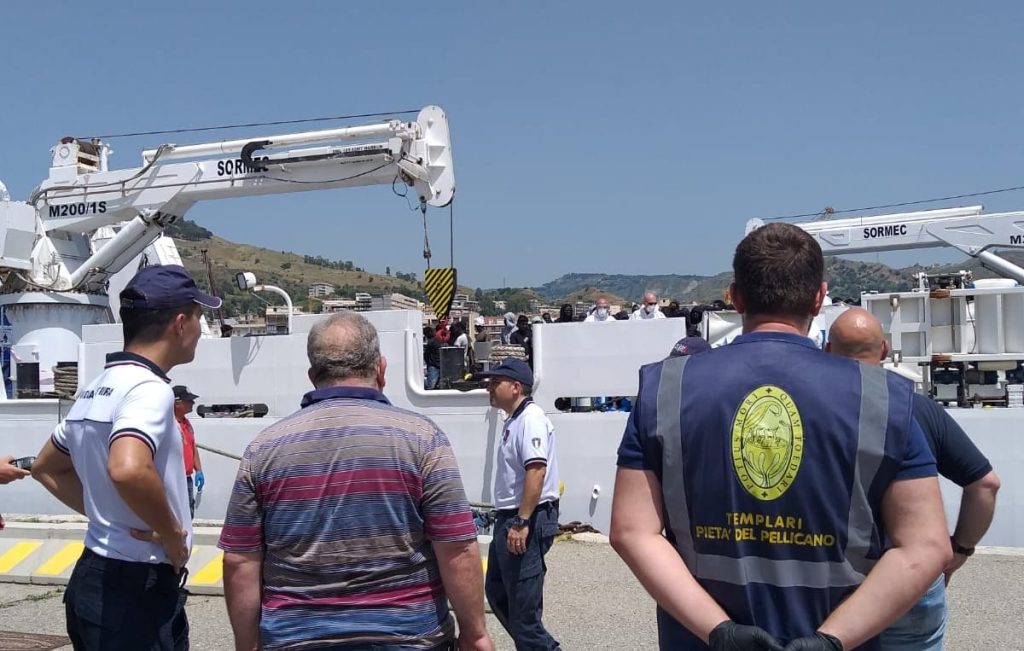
[81,548,187,586]
[496,499,559,516]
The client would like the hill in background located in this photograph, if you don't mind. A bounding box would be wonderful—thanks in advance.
[528,260,915,306]
[166,219,427,316]
[165,218,1024,318]
[529,255,1024,307]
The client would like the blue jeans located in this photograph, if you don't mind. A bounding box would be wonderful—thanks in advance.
[426,365,440,389]
[879,576,947,650]
[485,502,561,651]
[298,642,454,650]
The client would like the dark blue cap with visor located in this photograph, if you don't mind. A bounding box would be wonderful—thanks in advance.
[478,357,534,387]
[119,265,222,311]
[670,336,712,357]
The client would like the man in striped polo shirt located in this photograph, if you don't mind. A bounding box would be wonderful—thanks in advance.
[31,264,220,650]
[220,311,494,651]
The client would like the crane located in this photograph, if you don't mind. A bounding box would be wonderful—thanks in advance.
[747,204,1024,405]
[0,106,455,387]
[746,205,1024,284]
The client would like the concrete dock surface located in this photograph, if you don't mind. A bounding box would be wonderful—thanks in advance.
[0,540,1020,650]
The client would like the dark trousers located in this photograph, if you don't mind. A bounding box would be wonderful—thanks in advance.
[485,502,561,651]
[64,548,189,651]
[186,475,195,518]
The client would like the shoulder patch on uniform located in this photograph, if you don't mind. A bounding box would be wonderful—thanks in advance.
[731,385,803,501]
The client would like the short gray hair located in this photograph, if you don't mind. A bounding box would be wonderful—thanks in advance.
[307,311,381,385]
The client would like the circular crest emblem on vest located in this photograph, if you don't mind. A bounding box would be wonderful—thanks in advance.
[731,385,803,501]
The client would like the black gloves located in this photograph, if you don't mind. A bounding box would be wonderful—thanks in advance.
[708,622,845,651]
[709,621,784,650]
[783,632,844,651]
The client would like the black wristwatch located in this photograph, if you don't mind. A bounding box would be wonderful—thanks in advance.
[950,536,975,557]
[510,515,529,528]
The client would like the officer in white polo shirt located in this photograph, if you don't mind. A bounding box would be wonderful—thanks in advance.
[31,264,221,651]
[479,358,562,651]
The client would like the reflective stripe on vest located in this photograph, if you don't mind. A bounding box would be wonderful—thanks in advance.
[657,355,890,589]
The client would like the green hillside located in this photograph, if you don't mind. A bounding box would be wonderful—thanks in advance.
[166,218,1024,318]
[167,220,426,316]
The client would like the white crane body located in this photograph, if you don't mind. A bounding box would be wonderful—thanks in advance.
[0,106,454,386]
[747,204,1024,283]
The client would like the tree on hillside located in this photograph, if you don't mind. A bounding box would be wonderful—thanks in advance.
[303,297,324,314]
[506,293,531,315]
[386,266,391,276]
[165,218,212,241]
[479,296,498,316]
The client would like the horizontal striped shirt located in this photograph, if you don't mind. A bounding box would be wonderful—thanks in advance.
[218,385,476,650]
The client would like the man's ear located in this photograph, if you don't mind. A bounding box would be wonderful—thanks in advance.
[173,307,199,337]
[376,355,387,391]
[307,367,317,387]
[880,339,890,362]
[729,282,745,314]
[168,311,186,338]
[810,282,828,317]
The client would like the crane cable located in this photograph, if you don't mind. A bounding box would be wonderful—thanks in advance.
[419,199,456,270]
[761,183,1024,222]
[83,110,421,140]
[421,198,432,269]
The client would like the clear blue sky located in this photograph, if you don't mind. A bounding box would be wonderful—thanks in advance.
[3,2,1023,289]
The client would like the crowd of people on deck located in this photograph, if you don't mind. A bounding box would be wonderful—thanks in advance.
[0,223,1003,651]
[422,290,709,389]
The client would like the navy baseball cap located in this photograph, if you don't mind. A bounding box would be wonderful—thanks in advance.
[670,336,712,357]
[478,357,534,387]
[172,385,199,401]
[120,265,222,311]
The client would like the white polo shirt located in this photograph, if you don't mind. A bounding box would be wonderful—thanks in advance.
[51,352,192,563]
[494,398,560,511]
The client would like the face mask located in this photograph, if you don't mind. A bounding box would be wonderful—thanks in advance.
[645,304,657,314]
[596,308,609,318]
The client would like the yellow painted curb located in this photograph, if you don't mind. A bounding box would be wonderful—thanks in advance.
[0,542,43,573]
[35,542,84,576]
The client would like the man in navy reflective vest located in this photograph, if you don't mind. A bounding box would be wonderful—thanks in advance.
[610,223,952,651]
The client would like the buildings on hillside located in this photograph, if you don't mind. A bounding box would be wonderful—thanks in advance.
[372,293,421,311]
[308,282,335,298]
[321,292,372,312]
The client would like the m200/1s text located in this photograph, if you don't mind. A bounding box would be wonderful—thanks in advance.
[48,202,107,218]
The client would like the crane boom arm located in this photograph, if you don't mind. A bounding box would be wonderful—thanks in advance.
[746,205,1024,284]
[1,106,453,292]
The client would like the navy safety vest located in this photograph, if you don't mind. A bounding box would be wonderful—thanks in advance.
[642,331,915,649]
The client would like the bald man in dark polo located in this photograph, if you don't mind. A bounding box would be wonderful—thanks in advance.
[828,307,1001,651]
